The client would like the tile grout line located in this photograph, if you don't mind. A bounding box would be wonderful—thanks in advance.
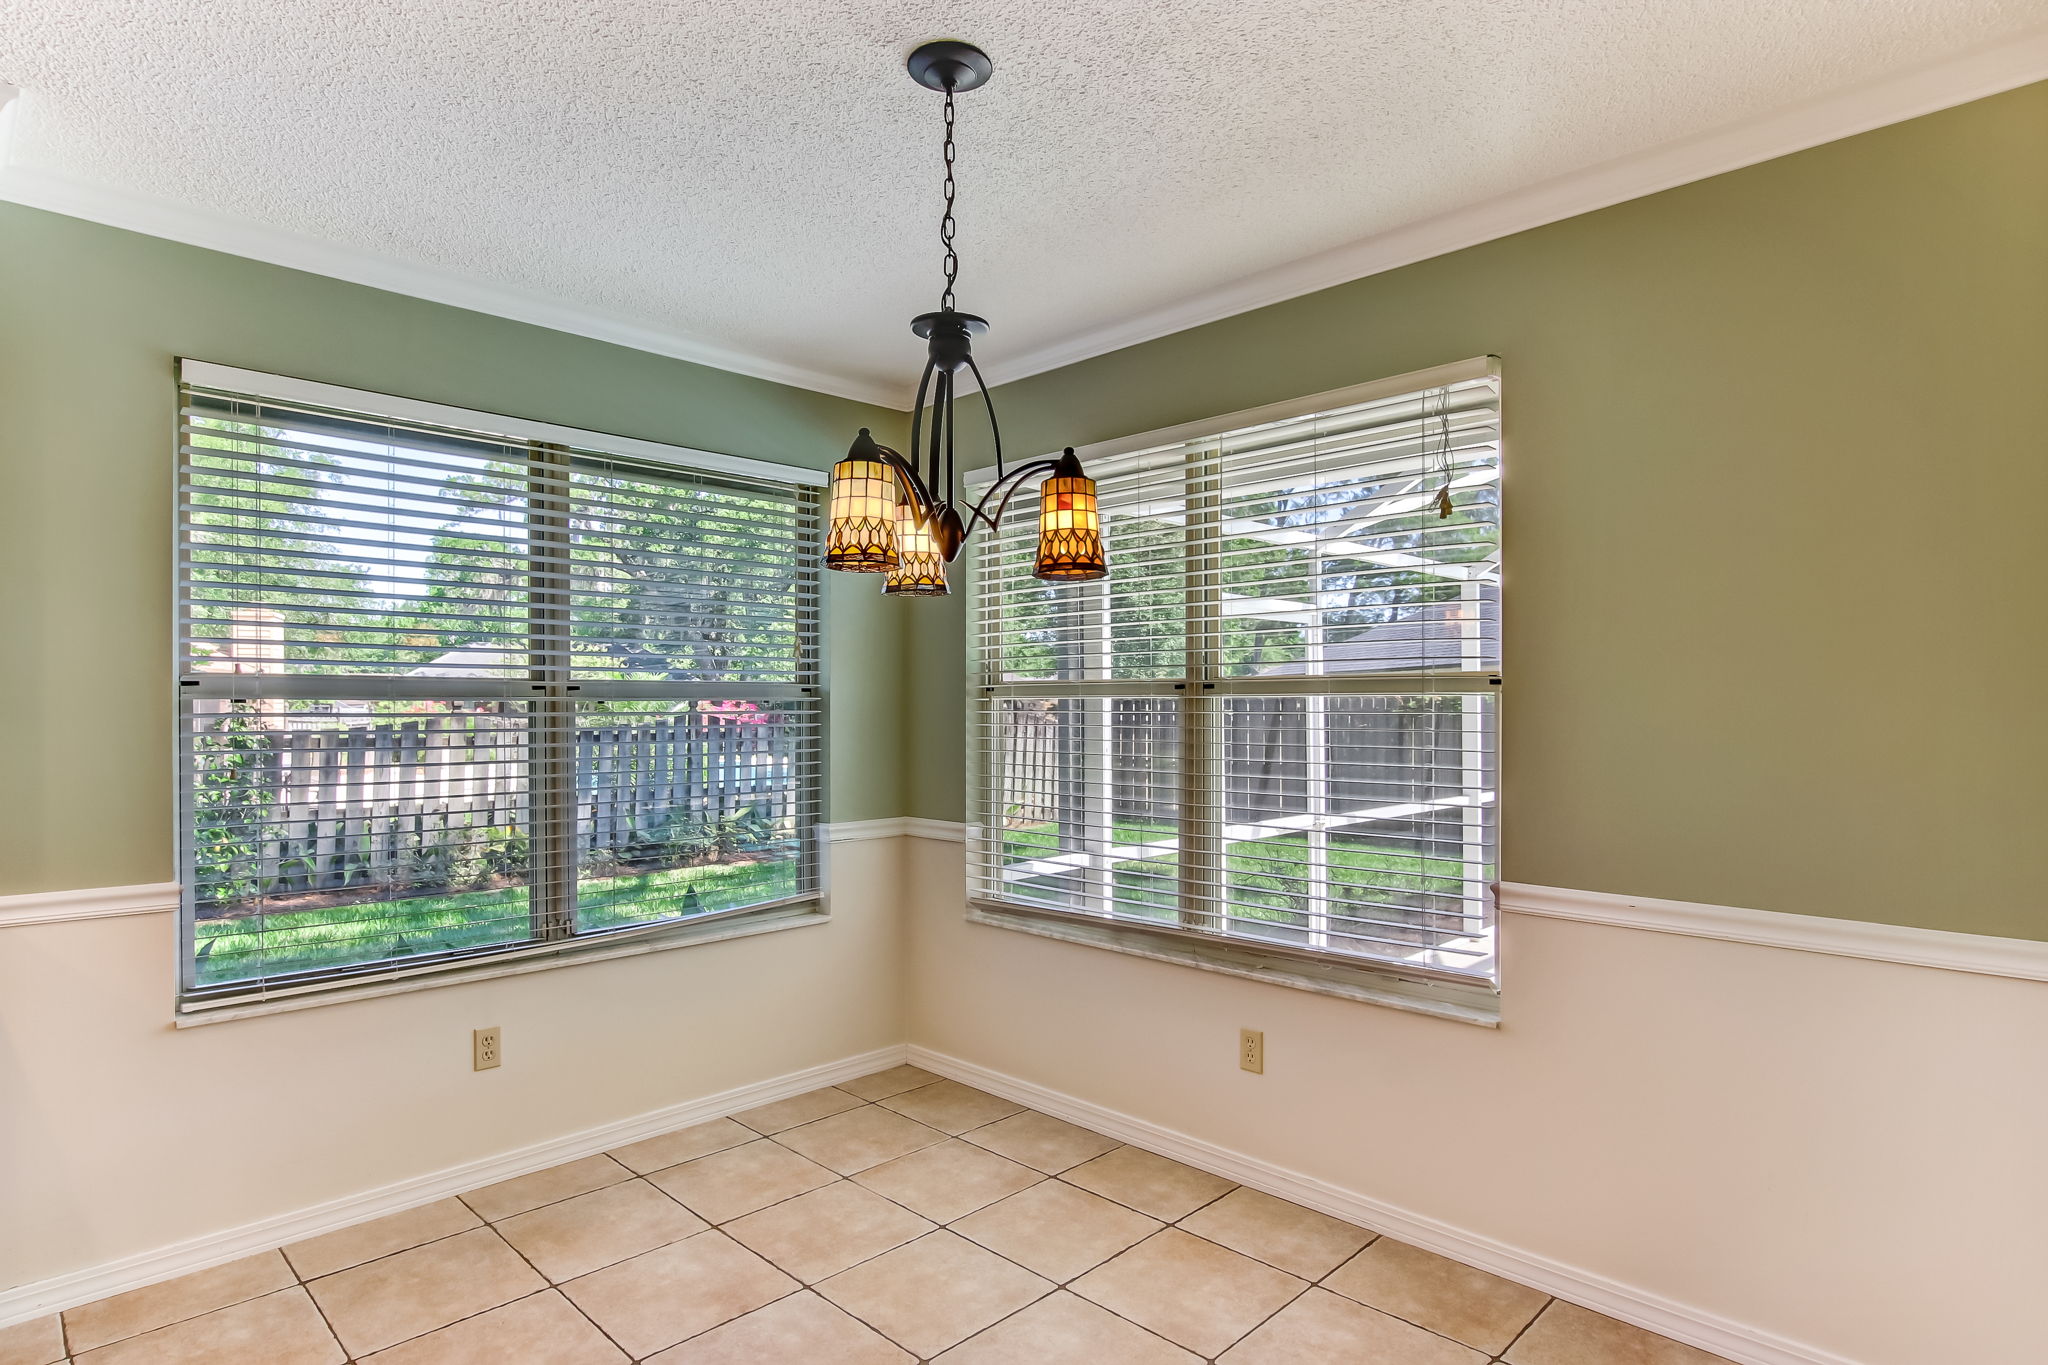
[280,1231,339,1362]
[286,1251,353,1364]
[1288,1224,1535,1356]
[1490,1294,1560,1363]
[451,1151,635,1223]
[449,1196,640,1362]
[1155,1183,1316,1360]
[57,1253,296,1360]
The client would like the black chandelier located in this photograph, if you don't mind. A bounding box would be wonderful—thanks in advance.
[826,40,1107,596]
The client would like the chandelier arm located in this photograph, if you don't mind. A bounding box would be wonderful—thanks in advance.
[944,372,958,509]
[963,354,1005,480]
[906,355,935,490]
[966,458,1064,534]
[927,369,950,498]
[871,445,937,515]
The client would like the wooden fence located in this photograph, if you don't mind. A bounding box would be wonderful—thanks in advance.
[998,695,1489,841]
[192,706,799,907]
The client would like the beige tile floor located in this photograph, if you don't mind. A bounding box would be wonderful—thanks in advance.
[7,1064,1738,1364]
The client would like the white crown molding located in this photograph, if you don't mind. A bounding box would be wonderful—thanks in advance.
[0,136,901,410]
[1499,883,2048,984]
[10,33,2048,412]
[909,1045,1859,1365]
[0,881,178,928]
[977,28,2048,388]
[0,1042,909,1328]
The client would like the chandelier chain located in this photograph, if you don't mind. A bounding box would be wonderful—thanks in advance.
[940,87,958,311]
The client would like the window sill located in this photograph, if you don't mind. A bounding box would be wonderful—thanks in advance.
[966,899,1501,1027]
[174,900,829,1027]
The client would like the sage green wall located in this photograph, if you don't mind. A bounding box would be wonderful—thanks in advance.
[0,203,908,895]
[910,82,2048,942]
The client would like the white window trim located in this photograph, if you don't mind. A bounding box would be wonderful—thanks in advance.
[967,355,1502,1024]
[172,363,828,1014]
[177,360,827,487]
[175,897,833,1026]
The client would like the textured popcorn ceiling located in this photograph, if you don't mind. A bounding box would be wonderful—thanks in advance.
[2,1,2043,402]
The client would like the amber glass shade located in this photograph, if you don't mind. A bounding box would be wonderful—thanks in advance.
[884,503,949,596]
[825,454,900,571]
[1032,458,1108,581]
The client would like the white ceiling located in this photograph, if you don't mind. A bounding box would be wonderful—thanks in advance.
[3,2,2045,407]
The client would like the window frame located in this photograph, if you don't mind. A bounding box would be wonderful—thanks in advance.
[966,357,1502,1025]
[171,361,830,1020]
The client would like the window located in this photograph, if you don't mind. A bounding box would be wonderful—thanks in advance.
[175,362,823,1012]
[969,359,1501,1017]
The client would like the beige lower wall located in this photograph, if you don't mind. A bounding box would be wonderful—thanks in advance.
[903,837,2046,1365]
[13,830,2042,1364]
[0,837,905,1294]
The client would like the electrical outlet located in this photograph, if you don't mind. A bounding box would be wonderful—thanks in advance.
[1239,1027,1264,1074]
[473,1026,501,1071]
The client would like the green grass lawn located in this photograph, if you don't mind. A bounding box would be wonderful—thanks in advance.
[194,858,798,986]
[1000,819,1476,931]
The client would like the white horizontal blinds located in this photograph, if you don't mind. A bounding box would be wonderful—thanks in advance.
[182,392,535,679]
[970,446,1193,933]
[1209,378,1500,676]
[972,697,1184,924]
[971,365,1501,984]
[1214,693,1497,974]
[178,382,822,1005]
[183,700,537,993]
[571,698,821,930]
[563,460,823,928]
[568,458,819,686]
[979,449,1191,682]
[180,391,544,1000]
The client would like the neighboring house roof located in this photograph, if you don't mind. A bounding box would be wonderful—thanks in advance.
[408,646,518,677]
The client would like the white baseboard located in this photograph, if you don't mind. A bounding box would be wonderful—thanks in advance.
[0,1043,908,1329]
[908,1044,1861,1365]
